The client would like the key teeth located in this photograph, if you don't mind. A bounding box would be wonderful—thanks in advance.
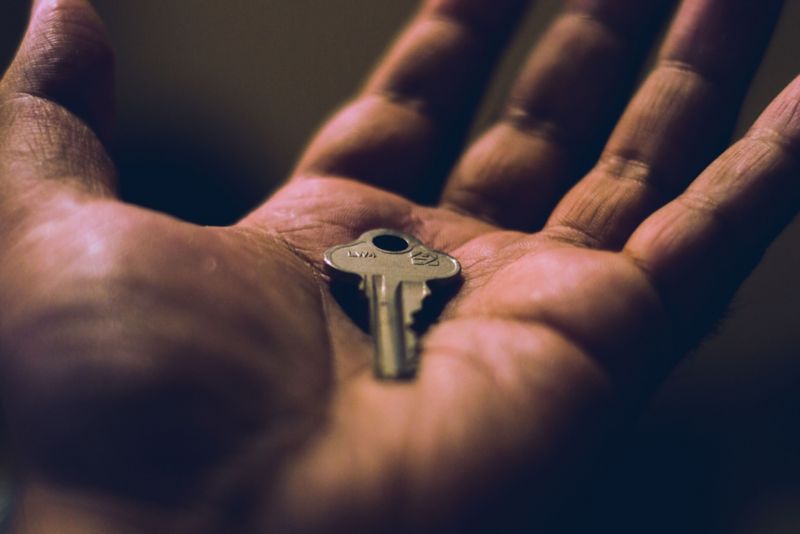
[398,282,432,377]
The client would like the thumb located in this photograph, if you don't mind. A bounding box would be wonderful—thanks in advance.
[4,0,115,141]
[0,0,117,198]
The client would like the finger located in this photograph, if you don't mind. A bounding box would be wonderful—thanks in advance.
[0,0,117,210]
[440,0,674,229]
[625,76,800,349]
[545,0,784,249]
[289,0,529,200]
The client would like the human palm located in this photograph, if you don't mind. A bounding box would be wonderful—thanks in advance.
[2,0,798,532]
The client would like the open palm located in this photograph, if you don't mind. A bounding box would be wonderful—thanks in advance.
[2,0,798,532]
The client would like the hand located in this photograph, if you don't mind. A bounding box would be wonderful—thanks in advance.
[1,0,797,532]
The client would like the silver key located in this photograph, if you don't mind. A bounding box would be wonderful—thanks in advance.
[325,229,461,380]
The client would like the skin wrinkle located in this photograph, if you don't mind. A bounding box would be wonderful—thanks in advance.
[501,112,569,145]
[505,14,624,138]
[546,165,668,249]
[255,177,418,247]
[597,153,663,189]
[541,221,604,249]
[440,126,569,227]
[748,126,800,157]
[368,89,436,120]
[0,94,116,194]
[431,318,601,391]
[656,57,721,88]
[457,247,667,386]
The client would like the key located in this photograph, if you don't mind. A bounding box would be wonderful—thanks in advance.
[325,229,461,380]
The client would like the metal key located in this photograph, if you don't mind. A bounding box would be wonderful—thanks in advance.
[324,229,461,380]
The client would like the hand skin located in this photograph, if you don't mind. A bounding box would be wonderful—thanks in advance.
[0,0,798,532]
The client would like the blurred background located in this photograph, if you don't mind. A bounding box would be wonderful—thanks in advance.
[1,1,799,532]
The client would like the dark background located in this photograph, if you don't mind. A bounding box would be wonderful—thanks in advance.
[1,1,799,532]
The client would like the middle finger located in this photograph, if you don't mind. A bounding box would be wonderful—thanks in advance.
[440,0,675,229]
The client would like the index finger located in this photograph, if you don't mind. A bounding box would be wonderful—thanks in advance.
[289,0,530,199]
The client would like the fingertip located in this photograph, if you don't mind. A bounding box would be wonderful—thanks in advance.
[28,0,110,47]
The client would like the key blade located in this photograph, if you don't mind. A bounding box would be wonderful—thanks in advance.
[365,275,410,380]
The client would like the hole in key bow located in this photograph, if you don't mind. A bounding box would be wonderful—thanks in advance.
[372,234,409,252]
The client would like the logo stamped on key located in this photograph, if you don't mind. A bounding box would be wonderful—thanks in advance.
[411,251,440,266]
[348,250,377,259]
